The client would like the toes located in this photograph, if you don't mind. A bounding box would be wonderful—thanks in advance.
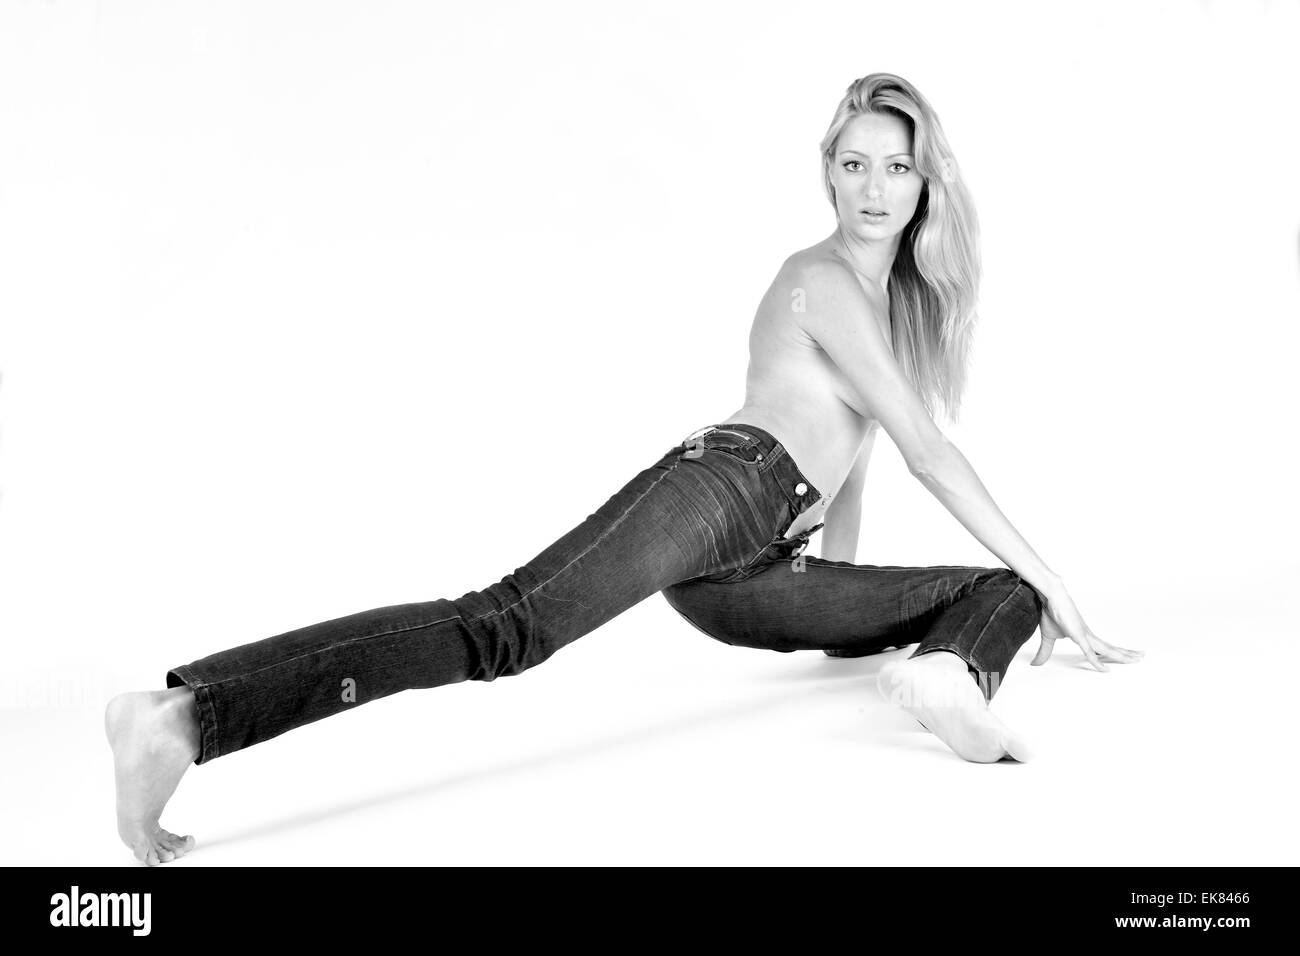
[164,834,195,856]
[128,828,192,865]
[1001,734,1034,762]
[158,831,195,856]
[153,828,192,859]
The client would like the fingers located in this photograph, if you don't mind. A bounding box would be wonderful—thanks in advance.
[1030,617,1143,671]
[1091,632,1145,664]
[1030,633,1055,666]
[1076,629,1109,672]
[1031,613,1066,666]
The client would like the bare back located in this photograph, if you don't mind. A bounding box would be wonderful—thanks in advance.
[720,238,890,536]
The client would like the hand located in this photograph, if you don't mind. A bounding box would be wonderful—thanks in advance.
[1029,585,1145,672]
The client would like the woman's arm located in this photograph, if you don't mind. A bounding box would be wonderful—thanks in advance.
[920,452,1143,671]
[821,493,862,564]
[789,258,1061,598]
[788,257,1143,671]
[911,441,1060,596]
[820,427,877,563]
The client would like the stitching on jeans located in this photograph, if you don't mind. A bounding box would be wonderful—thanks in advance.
[758,443,785,474]
[176,666,220,764]
[464,454,688,624]
[194,454,691,687]
[911,643,985,675]
[712,535,982,587]
[668,453,790,583]
[200,680,219,763]
[912,643,969,661]
[715,527,786,583]
[782,557,990,572]
[227,614,465,681]
[701,447,763,468]
[965,581,1024,670]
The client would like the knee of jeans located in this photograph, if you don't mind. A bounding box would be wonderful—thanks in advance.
[981,568,1043,616]
[1007,570,1045,617]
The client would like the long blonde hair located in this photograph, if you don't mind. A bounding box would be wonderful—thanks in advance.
[819,73,980,425]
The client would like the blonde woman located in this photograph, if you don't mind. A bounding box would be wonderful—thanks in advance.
[106,72,1143,865]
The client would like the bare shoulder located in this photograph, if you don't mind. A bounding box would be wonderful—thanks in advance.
[773,245,883,321]
[778,242,850,279]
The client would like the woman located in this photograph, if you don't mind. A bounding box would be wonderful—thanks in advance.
[105,72,1143,865]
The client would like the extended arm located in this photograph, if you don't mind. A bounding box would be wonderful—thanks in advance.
[791,259,1061,598]
[787,257,1144,671]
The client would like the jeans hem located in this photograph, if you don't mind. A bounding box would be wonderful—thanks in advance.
[165,664,220,765]
[906,643,986,671]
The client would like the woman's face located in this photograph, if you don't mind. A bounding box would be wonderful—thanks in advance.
[828,111,925,242]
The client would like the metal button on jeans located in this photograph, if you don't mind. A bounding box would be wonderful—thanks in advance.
[794,482,808,495]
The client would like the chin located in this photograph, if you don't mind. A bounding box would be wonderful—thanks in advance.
[844,218,899,240]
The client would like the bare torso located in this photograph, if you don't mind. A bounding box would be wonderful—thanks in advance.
[719,236,891,537]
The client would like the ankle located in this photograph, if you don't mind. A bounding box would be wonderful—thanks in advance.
[160,689,201,761]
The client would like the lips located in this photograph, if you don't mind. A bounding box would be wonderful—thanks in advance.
[861,209,888,216]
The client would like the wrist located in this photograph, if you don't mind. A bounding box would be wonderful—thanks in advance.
[1037,573,1067,605]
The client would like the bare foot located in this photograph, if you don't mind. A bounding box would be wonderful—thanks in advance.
[876,652,1032,763]
[104,689,201,865]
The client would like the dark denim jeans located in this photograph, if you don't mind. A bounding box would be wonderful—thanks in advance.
[166,423,1043,764]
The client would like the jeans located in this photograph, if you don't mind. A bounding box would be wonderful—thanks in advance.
[166,422,1043,764]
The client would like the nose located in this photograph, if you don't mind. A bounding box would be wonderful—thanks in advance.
[863,169,885,200]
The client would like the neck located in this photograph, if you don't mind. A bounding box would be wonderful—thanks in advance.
[831,225,898,294]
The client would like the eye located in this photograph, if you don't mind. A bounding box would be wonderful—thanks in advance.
[890,163,911,173]
[842,160,863,172]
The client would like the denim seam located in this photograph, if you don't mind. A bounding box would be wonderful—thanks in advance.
[206,613,466,685]
[713,485,826,583]
[179,456,691,695]
[721,503,801,582]
[963,581,1024,672]
[701,448,763,468]
[757,443,786,474]
[715,544,776,583]
[796,558,995,573]
[169,664,220,764]
[674,451,787,582]
[464,454,688,623]
[174,613,468,762]
[911,644,980,668]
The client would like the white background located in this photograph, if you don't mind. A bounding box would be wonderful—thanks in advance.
[2,0,1297,866]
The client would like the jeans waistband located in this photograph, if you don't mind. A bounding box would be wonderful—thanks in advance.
[683,421,824,532]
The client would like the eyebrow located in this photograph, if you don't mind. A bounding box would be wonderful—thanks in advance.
[838,149,914,158]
